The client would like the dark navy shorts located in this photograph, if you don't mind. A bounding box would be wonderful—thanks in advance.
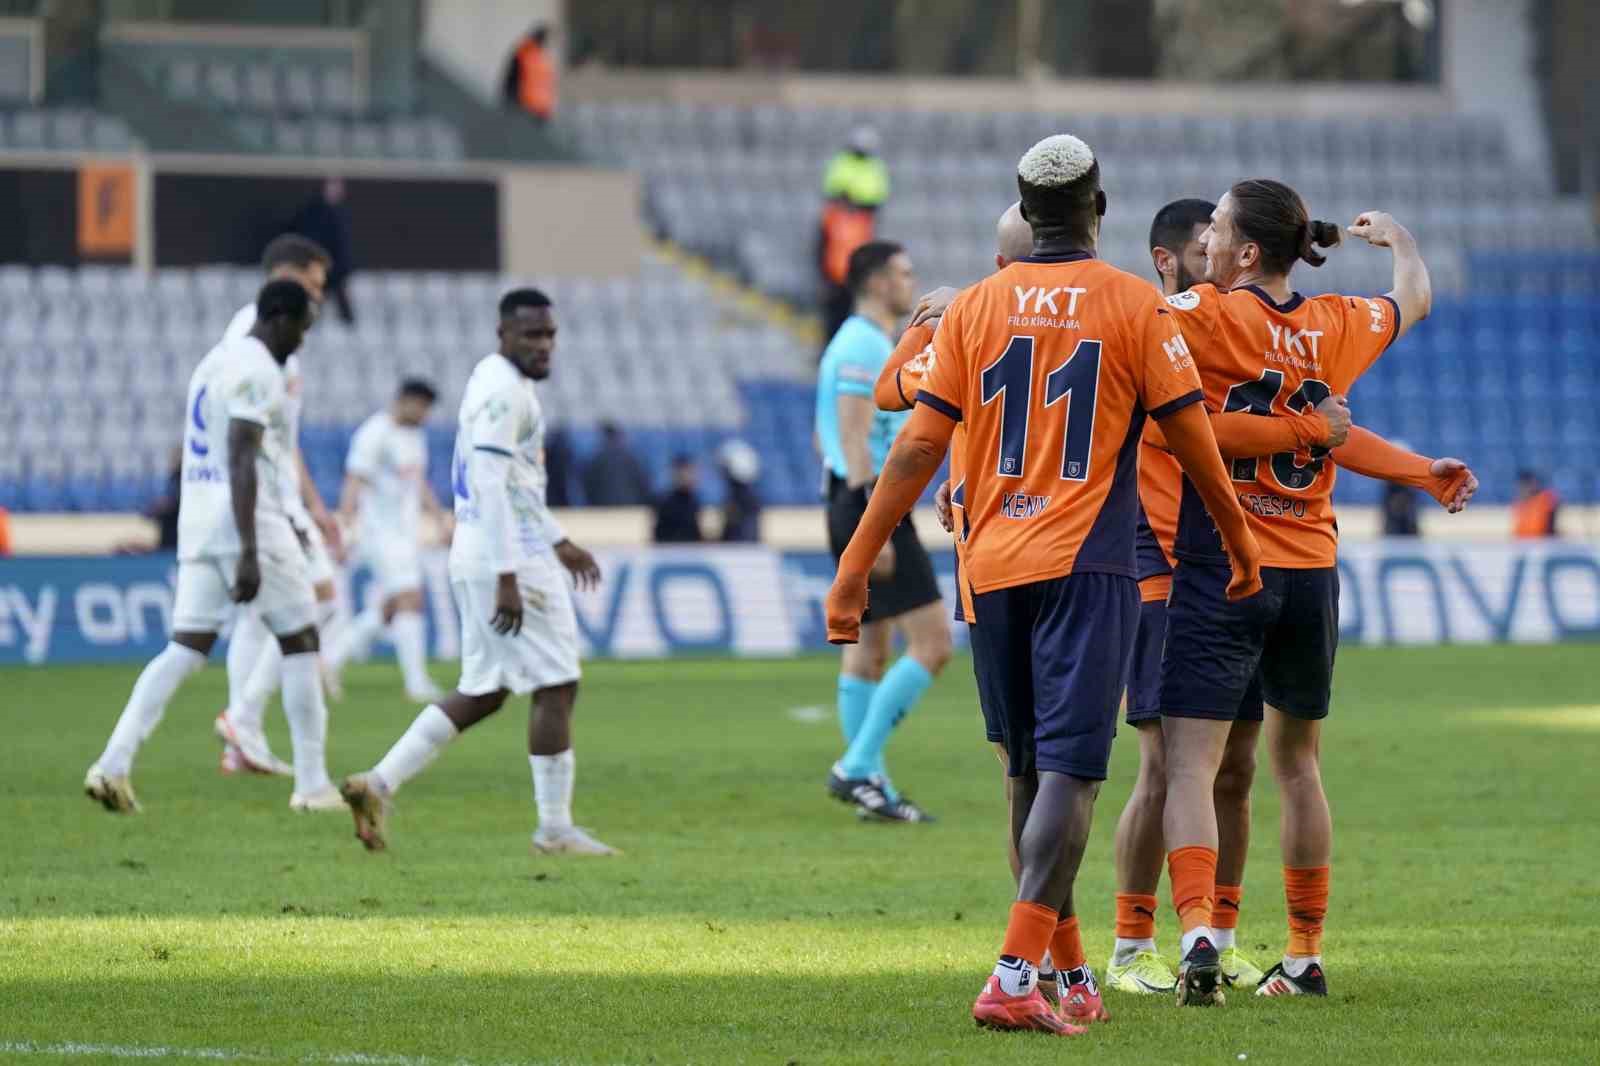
[827,479,941,623]
[1125,599,1167,726]
[1161,563,1337,722]
[969,572,1139,780]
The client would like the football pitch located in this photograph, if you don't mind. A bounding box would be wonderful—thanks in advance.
[3,646,1597,1066]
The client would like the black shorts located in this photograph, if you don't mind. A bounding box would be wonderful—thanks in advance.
[969,572,1139,780]
[827,480,941,624]
[1161,563,1338,722]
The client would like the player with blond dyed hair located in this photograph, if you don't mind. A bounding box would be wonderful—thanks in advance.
[827,134,1262,1035]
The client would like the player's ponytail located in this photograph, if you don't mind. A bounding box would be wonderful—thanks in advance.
[1301,220,1341,268]
[1229,178,1335,274]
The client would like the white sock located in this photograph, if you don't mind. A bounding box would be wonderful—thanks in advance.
[1180,926,1212,957]
[531,749,574,832]
[329,606,384,671]
[1283,954,1320,978]
[279,652,332,795]
[372,704,458,794]
[225,611,270,712]
[390,611,433,694]
[992,955,1038,997]
[1112,937,1157,966]
[1211,927,1236,951]
[230,638,283,735]
[99,642,207,776]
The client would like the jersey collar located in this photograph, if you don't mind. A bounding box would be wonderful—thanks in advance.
[1240,284,1305,313]
[1016,249,1095,265]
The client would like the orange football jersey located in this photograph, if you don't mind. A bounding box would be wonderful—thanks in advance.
[919,253,1205,595]
[1165,283,1400,568]
[877,322,977,621]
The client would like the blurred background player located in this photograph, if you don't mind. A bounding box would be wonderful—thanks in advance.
[339,289,612,857]
[325,379,450,702]
[214,235,345,781]
[1511,469,1560,537]
[1158,182,1433,1003]
[818,126,890,346]
[86,282,335,813]
[652,453,705,543]
[817,240,951,823]
[716,440,763,542]
[826,134,1263,1034]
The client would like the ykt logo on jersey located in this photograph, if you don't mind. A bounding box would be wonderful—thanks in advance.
[1264,321,1324,371]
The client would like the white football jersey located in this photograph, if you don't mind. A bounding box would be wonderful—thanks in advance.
[177,334,299,560]
[346,410,427,553]
[448,353,564,579]
[225,302,309,527]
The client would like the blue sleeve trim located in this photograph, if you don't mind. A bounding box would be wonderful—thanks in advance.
[1148,389,1204,421]
[916,390,962,422]
[1380,294,1402,351]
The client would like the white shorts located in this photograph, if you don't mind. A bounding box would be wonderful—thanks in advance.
[299,522,336,587]
[173,550,317,637]
[454,557,580,696]
[364,538,423,599]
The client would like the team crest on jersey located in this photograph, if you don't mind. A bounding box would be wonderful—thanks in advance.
[1165,290,1201,311]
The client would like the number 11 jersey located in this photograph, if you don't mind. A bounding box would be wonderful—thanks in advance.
[918,252,1205,595]
[1164,284,1400,569]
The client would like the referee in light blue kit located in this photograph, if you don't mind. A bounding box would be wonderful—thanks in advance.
[814,240,951,824]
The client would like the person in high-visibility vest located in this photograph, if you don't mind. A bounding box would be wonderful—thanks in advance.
[1511,470,1560,538]
[818,126,891,349]
[503,24,558,122]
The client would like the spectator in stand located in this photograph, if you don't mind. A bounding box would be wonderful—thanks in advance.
[545,424,575,508]
[581,422,652,506]
[717,440,762,543]
[114,447,181,554]
[290,178,355,323]
[817,126,890,348]
[504,23,559,123]
[1511,469,1560,538]
[653,454,704,543]
[1381,481,1420,537]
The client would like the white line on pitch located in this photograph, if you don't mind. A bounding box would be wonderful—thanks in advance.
[786,704,828,723]
[0,1040,528,1066]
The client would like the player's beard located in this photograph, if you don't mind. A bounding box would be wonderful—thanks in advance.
[1176,262,1203,293]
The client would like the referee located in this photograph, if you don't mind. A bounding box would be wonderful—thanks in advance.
[814,241,952,823]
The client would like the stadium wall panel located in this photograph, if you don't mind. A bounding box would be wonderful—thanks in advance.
[3,542,1596,665]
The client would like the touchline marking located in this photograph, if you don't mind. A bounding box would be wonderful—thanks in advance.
[786,704,828,724]
[0,1041,537,1066]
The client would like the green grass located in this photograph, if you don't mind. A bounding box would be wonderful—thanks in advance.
[2,647,1598,1065]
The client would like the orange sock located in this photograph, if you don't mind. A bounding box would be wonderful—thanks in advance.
[1049,915,1086,973]
[1283,865,1330,957]
[1213,884,1243,930]
[1115,892,1158,940]
[1167,846,1218,934]
[999,901,1059,966]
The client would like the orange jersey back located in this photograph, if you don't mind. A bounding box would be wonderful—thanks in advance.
[919,253,1204,594]
[1165,284,1399,567]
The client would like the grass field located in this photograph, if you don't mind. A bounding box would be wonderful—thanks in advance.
[3,646,1598,1065]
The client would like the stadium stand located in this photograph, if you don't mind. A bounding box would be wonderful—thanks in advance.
[0,256,817,514]
[0,107,138,152]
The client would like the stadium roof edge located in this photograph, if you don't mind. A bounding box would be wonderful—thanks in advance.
[563,69,1453,119]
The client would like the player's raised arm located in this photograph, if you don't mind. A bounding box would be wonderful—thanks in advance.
[872,322,935,412]
[1333,427,1478,513]
[1348,210,1431,338]
[824,401,956,643]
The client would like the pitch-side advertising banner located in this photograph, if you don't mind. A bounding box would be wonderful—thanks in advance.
[1,542,1596,666]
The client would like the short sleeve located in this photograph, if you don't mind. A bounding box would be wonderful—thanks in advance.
[1331,294,1401,381]
[346,420,383,478]
[225,360,283,427]
[834,334,879,399]
[1133,292,1205,420]
[917,292,970,422]
[473,389,523,455]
